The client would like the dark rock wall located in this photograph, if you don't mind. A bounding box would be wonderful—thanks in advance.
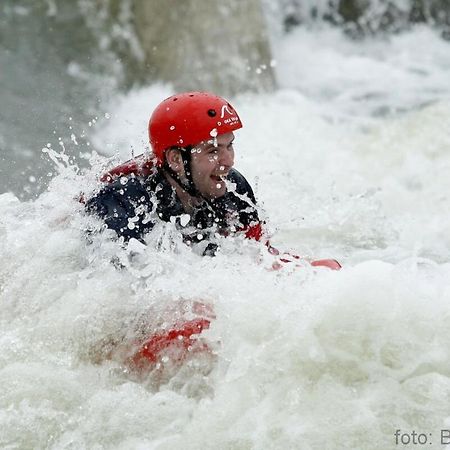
[280,0,450,38]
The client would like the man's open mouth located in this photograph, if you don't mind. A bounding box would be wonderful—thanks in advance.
[211,174,227,182]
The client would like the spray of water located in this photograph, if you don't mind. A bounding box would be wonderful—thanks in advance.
[1,23,450,449]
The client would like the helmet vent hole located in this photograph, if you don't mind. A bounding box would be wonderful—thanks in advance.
[173,98,178,101]
[189,94,194,97]
[207,109,217,117]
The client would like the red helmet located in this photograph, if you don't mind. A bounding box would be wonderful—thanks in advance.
[148,92,243,164]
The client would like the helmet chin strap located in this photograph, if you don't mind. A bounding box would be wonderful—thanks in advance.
[163,146,203,199]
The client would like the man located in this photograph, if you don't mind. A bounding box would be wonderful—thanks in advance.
[87,91,340,269]
[86,91,262,256]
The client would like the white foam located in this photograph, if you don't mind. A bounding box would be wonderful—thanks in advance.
[2,25,450,448]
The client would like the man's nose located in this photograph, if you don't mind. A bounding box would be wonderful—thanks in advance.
[218,148,234,168]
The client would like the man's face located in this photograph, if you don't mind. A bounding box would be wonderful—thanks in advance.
[189,131,235,199]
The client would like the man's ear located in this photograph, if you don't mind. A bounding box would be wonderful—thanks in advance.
[165,148,183,173]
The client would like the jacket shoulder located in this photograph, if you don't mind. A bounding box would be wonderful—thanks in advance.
[87,176,148,209]
[85,175,154,240]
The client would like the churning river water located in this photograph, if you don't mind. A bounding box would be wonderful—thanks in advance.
[1,24,450,449]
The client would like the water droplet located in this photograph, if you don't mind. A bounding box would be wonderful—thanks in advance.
[180,214,190,226]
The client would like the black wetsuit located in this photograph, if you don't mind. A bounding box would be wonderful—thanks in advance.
[86,168,260,254]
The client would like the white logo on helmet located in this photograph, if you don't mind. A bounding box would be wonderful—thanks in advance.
[220,104,239,126]
[220,105,234,118]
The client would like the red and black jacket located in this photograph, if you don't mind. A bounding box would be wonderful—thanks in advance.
[86,167,262,254]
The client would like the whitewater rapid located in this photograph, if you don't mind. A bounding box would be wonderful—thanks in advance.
[1,26,450,449]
